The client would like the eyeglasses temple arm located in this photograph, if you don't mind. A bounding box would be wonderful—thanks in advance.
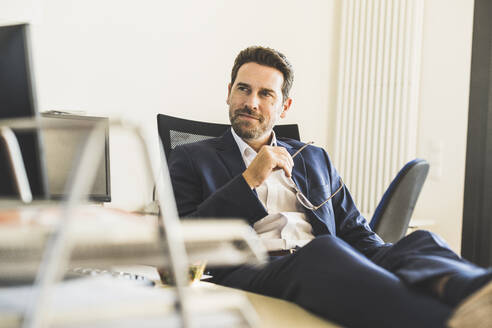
[291,141,314,159]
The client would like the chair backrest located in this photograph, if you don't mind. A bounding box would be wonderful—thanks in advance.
[157,114,300,159]
[369,159,430,243]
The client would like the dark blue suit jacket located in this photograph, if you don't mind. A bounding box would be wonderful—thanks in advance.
[168,129,387,257]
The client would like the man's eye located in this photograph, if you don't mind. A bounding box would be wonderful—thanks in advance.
[238,86,249,92]
[261,91,273,97]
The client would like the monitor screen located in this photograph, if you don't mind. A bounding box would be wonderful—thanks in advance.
[41,113,111,202]
[0,23,48,199]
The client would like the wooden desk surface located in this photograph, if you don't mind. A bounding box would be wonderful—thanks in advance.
[196,281,340,328]
[118,265,340,328]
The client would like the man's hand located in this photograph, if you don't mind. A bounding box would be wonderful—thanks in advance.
[242,146,294,189]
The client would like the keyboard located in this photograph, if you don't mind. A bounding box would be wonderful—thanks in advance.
[70,267,155,287]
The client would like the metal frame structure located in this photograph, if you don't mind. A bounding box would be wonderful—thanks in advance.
[0,127,33,203]
[0,117,191,328]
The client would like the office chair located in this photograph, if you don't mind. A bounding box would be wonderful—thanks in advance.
[157,114,300,159]
[157,114,428,244]
[369,159,430,243]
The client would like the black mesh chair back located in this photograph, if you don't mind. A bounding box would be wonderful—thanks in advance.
[157,114,300,159]
[369,158,430,243]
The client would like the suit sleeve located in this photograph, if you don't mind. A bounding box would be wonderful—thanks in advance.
[168,145,268,224]
[323,149,391,256]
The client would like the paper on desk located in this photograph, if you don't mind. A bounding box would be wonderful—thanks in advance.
[0,276,257,328]
[0,276,175,327]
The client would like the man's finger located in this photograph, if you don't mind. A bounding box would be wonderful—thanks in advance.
[278,147,294,167]
[283,165,292,177]
[270,147,293,166]
[275,156,293,177]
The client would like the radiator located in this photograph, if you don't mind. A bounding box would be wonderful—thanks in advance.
[333,0,424,217]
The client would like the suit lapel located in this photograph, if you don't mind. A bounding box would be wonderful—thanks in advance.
[215,129,247,178]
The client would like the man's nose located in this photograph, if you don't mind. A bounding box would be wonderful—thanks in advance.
[244,93,260,110]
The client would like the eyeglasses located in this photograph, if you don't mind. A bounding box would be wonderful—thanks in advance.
[286,142,344,211]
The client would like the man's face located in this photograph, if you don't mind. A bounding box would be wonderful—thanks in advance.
[227,62,292,141]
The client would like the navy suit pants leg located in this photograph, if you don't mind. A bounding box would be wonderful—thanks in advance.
[371,230,487,285]
[216,234,452,328]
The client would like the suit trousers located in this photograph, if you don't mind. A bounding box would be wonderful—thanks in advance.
[213,231,487,328]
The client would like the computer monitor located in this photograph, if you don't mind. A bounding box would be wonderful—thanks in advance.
[0,23,48,199]
[41,113,111,202]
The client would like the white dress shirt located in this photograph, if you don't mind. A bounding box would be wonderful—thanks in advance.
[231,128,315,251]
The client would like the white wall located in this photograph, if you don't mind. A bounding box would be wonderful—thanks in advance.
[0,0,476,252]
[412,0,475,253]
[1,0,341,211]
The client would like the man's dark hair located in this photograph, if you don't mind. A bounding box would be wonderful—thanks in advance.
[231,46,294,102]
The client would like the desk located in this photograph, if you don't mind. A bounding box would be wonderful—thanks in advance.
[208,284,340,328]
[0,205,338,327]
[407,219,436,234]
[120,265,340,328]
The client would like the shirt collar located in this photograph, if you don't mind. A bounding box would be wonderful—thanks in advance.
[230,127,277,158]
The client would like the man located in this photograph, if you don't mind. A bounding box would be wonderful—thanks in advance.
[169,46,492,327]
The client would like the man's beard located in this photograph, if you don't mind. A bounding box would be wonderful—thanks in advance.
[229,106,275,140]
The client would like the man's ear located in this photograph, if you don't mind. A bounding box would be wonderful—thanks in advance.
[280,98,292,118]
[226,83,232,105]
